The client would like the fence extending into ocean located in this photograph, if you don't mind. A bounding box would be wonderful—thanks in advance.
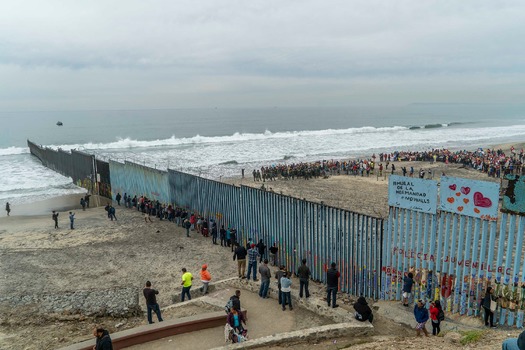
[27,140,383,299]
[28,140,525,328]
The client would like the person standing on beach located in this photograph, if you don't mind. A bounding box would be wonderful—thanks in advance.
[181,268,193,302]
[402,272,414,307]
[230,228,237,252]
[143,281,163,324]
[200,264,212,294]
[429,300,443,335]
[297,258,311,298]
[115,193,121,206]
[52,211,59,229]
[269,243,278,266]
[69,211,75,229]
[326,262,340,308]
[211,220,218,244]
[233,243,247,278]
[258,259,271,298]
[84,193,91,208]
[5,202,10,216]
[275,265,286,305]
[220,225,227,246]
[280,272,293,311]
[183,218,191,237]
[482,286,497,328]
[256,239,266,263]
[246,243,259,281]
[80,197,86,211]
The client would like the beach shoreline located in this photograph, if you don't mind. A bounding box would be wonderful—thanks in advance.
[2,193,105,217]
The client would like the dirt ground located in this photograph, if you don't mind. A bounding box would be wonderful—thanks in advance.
[0,143,522,349]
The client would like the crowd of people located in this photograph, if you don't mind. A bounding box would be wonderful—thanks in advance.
[248,146,525,182]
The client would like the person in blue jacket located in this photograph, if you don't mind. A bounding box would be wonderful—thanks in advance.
[414,299,429,337]
[502,329,525,350]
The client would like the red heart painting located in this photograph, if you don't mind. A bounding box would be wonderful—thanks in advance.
[449,184,457,191]
[460,186,471,195]
[473,192,492,208]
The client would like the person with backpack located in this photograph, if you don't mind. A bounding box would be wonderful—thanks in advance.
[429,299,444,335]
[225,290,242,314]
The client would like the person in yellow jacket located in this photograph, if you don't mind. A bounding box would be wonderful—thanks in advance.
[181,268,193,302]
[200,264,212,295]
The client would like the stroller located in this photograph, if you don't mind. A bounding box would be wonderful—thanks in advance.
[224,323,248,343]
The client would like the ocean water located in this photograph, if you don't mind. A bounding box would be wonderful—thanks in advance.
[1,104,525,205]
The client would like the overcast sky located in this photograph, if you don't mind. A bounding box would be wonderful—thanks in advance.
[1,0,524,110]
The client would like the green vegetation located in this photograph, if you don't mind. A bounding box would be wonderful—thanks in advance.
[460,330,485,346]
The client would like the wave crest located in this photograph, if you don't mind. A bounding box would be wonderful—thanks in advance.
[41,126,411,151]
[0,146,29,156]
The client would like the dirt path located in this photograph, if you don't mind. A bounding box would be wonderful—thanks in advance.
[127,286,333,350]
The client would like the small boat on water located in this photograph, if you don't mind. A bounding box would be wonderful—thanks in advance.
[56,121,63,126]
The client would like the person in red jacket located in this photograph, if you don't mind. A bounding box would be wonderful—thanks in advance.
[429,300,442,336]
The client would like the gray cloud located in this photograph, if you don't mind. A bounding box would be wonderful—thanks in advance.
[0,0,524,109]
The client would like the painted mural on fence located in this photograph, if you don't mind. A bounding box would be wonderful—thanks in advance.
[439,176,500,220]
[502,174,525,215]
[388,175,438,213]
[386,173,525,328]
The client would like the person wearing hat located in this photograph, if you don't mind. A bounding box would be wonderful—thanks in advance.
[246,243,260,281]
[200,264,212,294]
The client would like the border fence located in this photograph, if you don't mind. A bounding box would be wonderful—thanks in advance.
[27,140,383,298]
[28,140,110,198]
[28,139,525,327]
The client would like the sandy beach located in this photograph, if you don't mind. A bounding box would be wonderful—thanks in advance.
[0,142,523,349]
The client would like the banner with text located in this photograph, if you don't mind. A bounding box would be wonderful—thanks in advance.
[388,175,438,213]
